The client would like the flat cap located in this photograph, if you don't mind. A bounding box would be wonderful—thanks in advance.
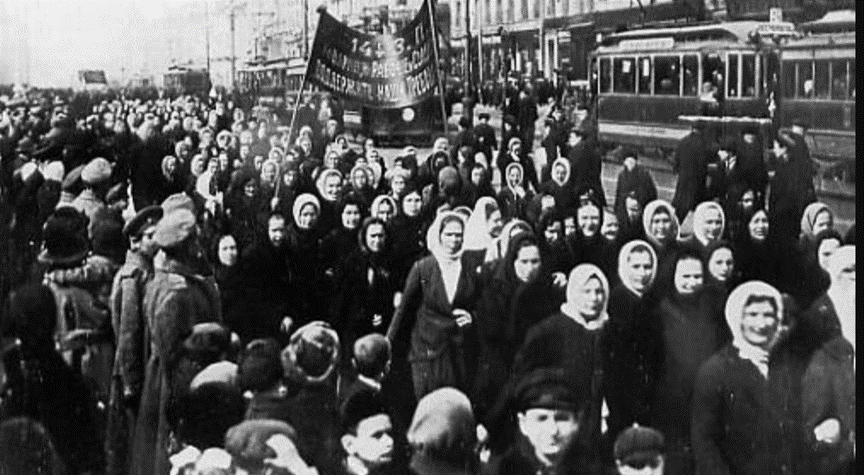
[153,208,196,249]
[513,367,586,413]
[123,205,163,239]
[81,157,112,185]
[614,424,665,465]
[340,388,389,434]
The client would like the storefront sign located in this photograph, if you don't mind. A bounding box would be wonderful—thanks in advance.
[306,0,439,108]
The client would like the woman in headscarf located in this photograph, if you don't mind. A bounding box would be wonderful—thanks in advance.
[212,234,246,337]
[682,201,726,258]
[647,247,731,475]
[330,217,397,357]
[384,166,411,203]
[257,159,279,204]
[344,162,376,213]
[605,240,659,451]
[509,264,612,474]
[702,240,738,294]
[462,197,504,270]
[224,170,262,253]
[422,166,470,220]
[314,168,343,234]
[540,157,578,217]
[692,281,805,475]
[386,211,479,401]
[792,228,843,312]
[369,194,397,226]
[734,207,780,286]
[642,199,681,274]
[464,162,496,205]
[286,193,325,328]
[800,245,855,475]
[473,231,564,427]
[567,196,610,274]
[798,201,835,250]
[389,188,429,289]
[320,196,364,281]
[272,161,302,220]
[153,155,187,204]
[723,186,759,244]
[498,162,534,222]
[768,132,816,253]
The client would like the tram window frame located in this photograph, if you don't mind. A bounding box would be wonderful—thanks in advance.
[830,59,849,100]
[798,60,814,98]
[683,54,699,96]
[654,55,681,96]
[600,57,612,93]
[849,59,855,98]
[613,56,636,94]
[727,53,739,98]
[638,56,652,94]
[782,61,797,99]
[814,60,830,99]
[741,53,756,97]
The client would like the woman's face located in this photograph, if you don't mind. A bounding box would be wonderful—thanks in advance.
[365,223,386,254]
[514,244,541,283]
[244,180,257,197]
[342,204,362,229]
[391,175,406,196]
[440,220,464,255]
[563,217,576,237]
[739,190,755,211]
[325,152,339,169]
[207,159,219,174]
[300,138,312,153]
[364,138,374,151]
[217,235,238,267]
[674,258,704,295]
[701,208,723,241]
[507,167,521,187]
[191,158,205,176]
[262,164,276,183]
[578,205,601,238]
[576,276,606,321]
[601,215,618,241]
[376,201,394,223]
[748,211,769,242]
[353,169,369,189]
[324,175,342,199]
[252,155,264,171]
[298,203,318,229]
[626,250,654,294]
[218,152,230,168]
[544,221,562,245]
[741,299,779,348]
[487,210,503,238]
[650,209,673,241]
[553,163,568,184]
[471,167,485,186]
[402,192,422,217]
[812,209,833,236]
[707,247,734,283]
[164,157,177,176]
[817,238,841,271]
[283,170,297,187]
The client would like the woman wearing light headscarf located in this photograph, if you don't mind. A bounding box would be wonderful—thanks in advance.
[799,202,835,246]
[692,280,805,475]
[606,240,659,448]
[314,168,343,233]
[497,162,534,222]
[509,263,611,474]
[643,199,681,272]
[463,197,504,268]
[257,159,279,203]
[386,211,478,401]
[344,162,375,212]
[801,245,855,475]
[682,201,725,257]
[369,194,397,225]
[286,193,325,329]
[540,157,578,217]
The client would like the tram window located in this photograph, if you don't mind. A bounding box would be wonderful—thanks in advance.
[654,56,680,95]
[638,57,652,94]
[702,53,724,95]
[814,60,830,99]
[742,54,756,97]
[782,61,796,98]
[798,61,814,98]
[830,60,848,100]
[600,57,611,93]
[613,57,636,93]
[727,54,739,97]
[683,55,699,96]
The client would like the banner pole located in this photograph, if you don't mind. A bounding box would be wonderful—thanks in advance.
[288,9,324,145]
[427,0,448,135]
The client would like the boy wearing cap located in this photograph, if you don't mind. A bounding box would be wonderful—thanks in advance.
[339,389,403,475]
[105,205,162,475]
[614,424,666,475]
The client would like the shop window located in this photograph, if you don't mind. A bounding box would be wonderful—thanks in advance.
[798,61,814,98]
[654,56,680,95]
[600,57,611,93]
[814,60,830,99]
[613,57,636,93]
[683,54,699,96]
[726,53,739,97]
[638,57,652,94]
[830,60,848,100]
[741,54,756,97]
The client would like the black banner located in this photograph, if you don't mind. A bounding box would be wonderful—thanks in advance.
[306,0,439,108]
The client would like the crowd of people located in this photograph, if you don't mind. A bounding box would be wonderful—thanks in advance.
[0,88,856,475]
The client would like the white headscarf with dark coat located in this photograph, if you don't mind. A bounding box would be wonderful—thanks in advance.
[826,245,855,353]
[617,239,658,298]
[560,263,610,331]
[692,201,726,247]
[724,280,784,378]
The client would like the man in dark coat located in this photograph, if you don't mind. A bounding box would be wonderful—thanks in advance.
[567,128,605,207]
[671,121,712,223]
[517,86,538,152]
[613,147,657,221]
[737,127,768,201]
[473,112,497,162]
[450,116,476,164]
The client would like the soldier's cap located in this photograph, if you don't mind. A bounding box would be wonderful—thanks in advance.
[153,208,197,249]
[123,205,163,239]
[81,157,112,185]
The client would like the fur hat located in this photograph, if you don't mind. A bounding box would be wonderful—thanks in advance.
[38,207,90,266]
[123,205,163,239]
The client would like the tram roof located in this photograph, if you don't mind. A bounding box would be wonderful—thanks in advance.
[784,30,855,50]
[799,10,855,33]
[603,21,762,44]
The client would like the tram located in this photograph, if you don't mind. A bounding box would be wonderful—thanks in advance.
[163,67,210,97]
[590,12,855,186]
[236,58,309,124]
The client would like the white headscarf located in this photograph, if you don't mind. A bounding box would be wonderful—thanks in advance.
[370,194,397,221]
[692,201,726,246]
[463,196,500,252]
[550,157,571,187]
[292,193,321,229]
[725,281,784,378]
[617,239,658,298]
[505,162,526,197]
[426,210,466,263]
[642,199,680,247]
[826,245,855,352]
[800,202,833,241]
[492,219,533,262]
[315,168,343,202]
[561,264,610,331]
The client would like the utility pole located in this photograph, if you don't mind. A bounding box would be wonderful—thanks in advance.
[463,0,474,127]
[303,0,309,58]
[230,8,236,91]
[204,0,211,75]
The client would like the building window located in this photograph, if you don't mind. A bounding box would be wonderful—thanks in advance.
[654,56,680,96]
[486,0,492,25]
[782,61,796,99]
[497,0,504,23]
[522,0,529,20]
[613,57,636,93]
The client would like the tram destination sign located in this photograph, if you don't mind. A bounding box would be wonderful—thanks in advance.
[306,0,439,108]
[617,37,674,51]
